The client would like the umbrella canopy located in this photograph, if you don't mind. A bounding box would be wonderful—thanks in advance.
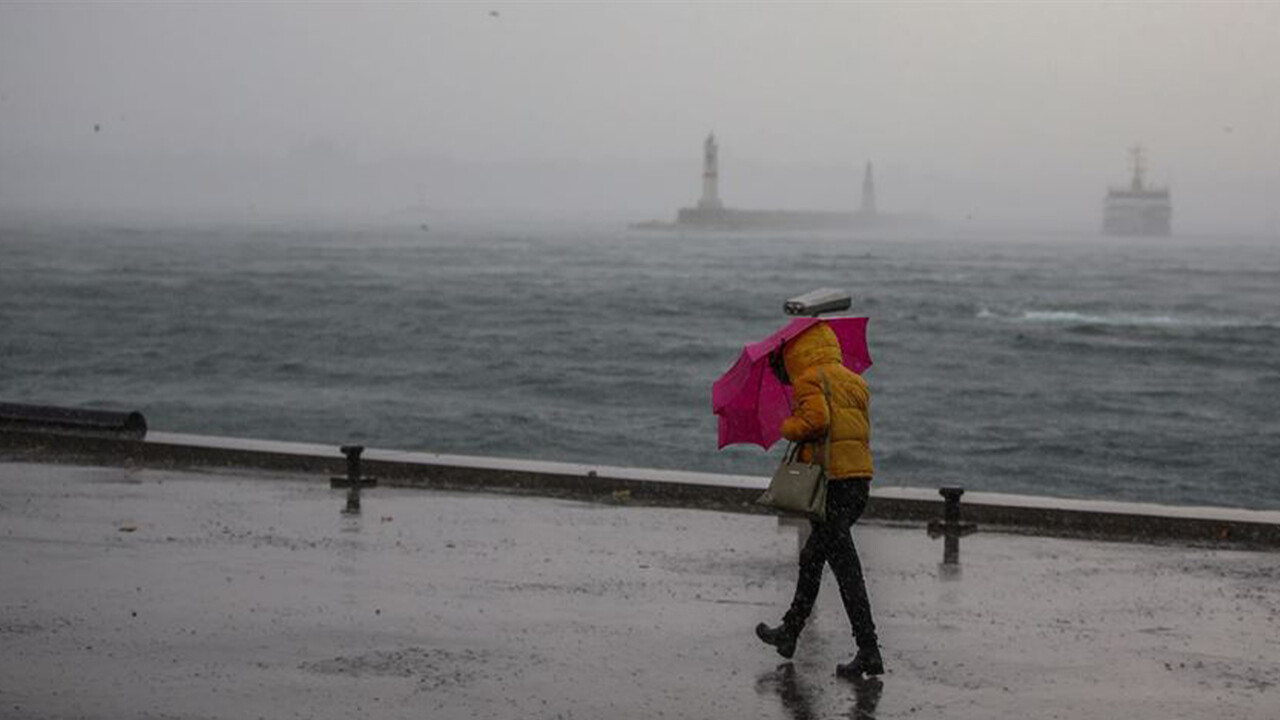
[711,316,871,450]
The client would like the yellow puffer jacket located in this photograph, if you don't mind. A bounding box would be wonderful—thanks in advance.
[779,322,874,480]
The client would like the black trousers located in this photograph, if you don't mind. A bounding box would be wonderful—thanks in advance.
[782,478,878,650]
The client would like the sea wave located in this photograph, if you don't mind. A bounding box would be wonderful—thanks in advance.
[979,307,1276,330]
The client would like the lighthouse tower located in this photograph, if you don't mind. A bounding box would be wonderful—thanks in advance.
[860,161,877,216]
[698,133,723,210]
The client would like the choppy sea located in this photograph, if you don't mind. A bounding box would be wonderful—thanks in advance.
[2,216,1278,510]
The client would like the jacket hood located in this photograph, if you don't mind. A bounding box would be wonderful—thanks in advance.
[782,321,843,380]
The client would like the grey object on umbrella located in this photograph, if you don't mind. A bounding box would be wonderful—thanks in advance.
[783,288,851,317]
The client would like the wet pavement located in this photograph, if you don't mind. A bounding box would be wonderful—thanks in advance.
[1,461,1278,719]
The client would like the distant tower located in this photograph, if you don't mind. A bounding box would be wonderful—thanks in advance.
[699,132,723,210]
[860,161,877,216]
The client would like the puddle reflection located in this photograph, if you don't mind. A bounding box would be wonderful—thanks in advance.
[847,676,883,719]
[755,663,883,719]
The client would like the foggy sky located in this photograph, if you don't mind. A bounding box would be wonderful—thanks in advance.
[1,2,1277,232]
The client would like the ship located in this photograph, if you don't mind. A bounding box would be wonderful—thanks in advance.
[632,133,928,231]
[1103,146,1172,236]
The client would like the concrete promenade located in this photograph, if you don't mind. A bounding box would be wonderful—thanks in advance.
[2,461,1278,719]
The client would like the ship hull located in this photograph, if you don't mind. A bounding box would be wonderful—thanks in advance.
[1103,197,1172,237]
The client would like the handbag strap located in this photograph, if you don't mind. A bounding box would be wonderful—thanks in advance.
[778,372,836,468]
[818,371,833,471]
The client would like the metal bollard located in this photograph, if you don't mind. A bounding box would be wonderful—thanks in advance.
[927,485,977,566]
[330,445,377,515]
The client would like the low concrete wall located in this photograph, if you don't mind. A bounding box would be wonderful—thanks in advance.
[3,428,1279,548]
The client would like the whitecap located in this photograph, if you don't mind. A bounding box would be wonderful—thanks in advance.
[1004,310,1271,329]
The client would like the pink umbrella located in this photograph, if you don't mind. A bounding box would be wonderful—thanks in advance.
[712,316,871,450]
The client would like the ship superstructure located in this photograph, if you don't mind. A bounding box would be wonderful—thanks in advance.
[1103,146,1172,236]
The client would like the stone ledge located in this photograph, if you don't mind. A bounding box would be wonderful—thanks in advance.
[3,428,1278,548]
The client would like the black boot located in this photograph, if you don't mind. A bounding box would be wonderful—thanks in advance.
[836,646,884,677]
[754,622,798,659]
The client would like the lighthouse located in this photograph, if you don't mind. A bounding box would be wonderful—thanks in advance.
[860,162,877,216]
[698,133,723,210]
[653,135,924,231]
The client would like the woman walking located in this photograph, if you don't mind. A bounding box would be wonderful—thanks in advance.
[754,321,883,677]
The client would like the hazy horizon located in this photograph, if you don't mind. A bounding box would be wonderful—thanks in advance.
[2,3,1278,234]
